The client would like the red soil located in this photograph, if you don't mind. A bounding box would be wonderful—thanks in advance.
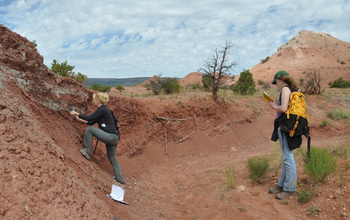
[1,25,350,220]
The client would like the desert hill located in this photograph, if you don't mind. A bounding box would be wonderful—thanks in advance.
[135,74,160,88]
[178,72,203,88]
[250,30,350,84]
[1,24,350,220]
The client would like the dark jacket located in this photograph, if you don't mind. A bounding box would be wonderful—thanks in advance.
[271,86,302,150]
[79,105,118,135]
[271,116,302,150]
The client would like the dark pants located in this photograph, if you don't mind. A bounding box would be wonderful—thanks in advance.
[84,126,125,184]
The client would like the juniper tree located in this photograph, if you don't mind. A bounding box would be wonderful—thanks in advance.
[199,41,238,101]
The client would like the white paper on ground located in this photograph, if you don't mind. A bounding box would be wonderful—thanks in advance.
[107,184,128,205]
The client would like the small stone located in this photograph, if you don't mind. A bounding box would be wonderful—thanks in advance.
[237,185,245,192]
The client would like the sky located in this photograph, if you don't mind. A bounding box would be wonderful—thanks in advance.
[1,0,349,79]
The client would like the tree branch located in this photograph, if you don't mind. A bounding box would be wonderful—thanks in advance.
[156,115,196,155]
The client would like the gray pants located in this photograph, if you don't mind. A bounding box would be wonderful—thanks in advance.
[83,126,125,184]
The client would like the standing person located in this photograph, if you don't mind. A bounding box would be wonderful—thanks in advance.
[268,71,299,199]
[70,92,125,185]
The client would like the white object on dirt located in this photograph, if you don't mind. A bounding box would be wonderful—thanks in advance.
[107,184,128,205]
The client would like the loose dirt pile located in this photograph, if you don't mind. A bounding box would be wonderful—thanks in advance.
[1,25,350,220]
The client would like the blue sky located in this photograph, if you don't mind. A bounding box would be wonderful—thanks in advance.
[1,0,349,78]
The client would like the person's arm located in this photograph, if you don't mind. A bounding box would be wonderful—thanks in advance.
[79,107,103,122]
[75,116,88,124]
[269,87,291,113]
[70,110,96,124]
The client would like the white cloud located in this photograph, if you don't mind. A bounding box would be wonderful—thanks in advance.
[1,0,349,78]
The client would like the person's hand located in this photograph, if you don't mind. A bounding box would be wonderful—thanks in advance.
[69,110,79,117]
[269,101,277,110]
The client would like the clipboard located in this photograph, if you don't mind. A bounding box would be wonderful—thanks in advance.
[263,92,274,103]
[107,184,129,205]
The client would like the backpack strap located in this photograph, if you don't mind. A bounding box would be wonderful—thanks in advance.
[289,115,300,137]
[278,85,293,114]
[279,85,293,101]
[307,127,311,157]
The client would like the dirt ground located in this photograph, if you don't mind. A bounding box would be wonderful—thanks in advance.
[104,89,350,220]
[1,24,350,220]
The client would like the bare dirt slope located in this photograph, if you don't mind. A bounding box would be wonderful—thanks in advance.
[1,24,350,220]
[250,31,350,85]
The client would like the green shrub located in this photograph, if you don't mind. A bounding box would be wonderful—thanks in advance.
[146,78,163,95]
[75,72,87,84]
[321,120,328,127]
[258,80,265,85]
[190,82,202,90]
[50,59,87,84]
[202,75,212,92]
[327,108,350,120]
[247,156,269,183]
[50,59,74,77]
[89,83,100,91]
[297,189,314,204]
[232,69,257,95]
[101,85,111,92]
[146,77,180,95]
[237,206,244,212]
[161,78,181,94]
[261,56,270,63]
[304,147,337,183]
[329,77,350,88]
[307,205,321,215]
[89,84,111,92]
[115,85,125,91]
[223,166,235,189]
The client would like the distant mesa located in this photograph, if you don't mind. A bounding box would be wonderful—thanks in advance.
[88,77,151,87]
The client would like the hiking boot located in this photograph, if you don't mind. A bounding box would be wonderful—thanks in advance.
[269,185,283,194]
[113,178,126,190]
[113,176,125,185]
[79,148,90,160]
[276,191,296,200]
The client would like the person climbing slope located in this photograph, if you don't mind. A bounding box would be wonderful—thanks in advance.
[70,92,125,185]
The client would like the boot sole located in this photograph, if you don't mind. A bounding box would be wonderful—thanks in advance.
[79,148,90,160]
